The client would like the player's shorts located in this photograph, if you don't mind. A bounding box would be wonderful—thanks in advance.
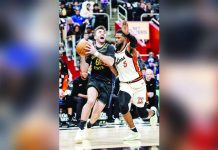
[87,78,112,105]
[120,78,146,107]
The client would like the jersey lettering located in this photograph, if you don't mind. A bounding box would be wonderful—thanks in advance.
[115,56,125,65]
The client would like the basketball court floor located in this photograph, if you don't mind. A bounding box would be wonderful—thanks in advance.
[60,122,159,150]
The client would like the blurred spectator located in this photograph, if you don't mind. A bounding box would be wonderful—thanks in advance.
[59,60,74,127]
[111,0,118,8]
[144,2,158,21]
[82,0,95,12]
[145,69,159,111]
[146,2,152,13]
[59,1,67,18]
[66,16,73,26]
[80,3,92,17]
[136,51,146,77]
[93,3,107,29]
[59,18,66,41]
[134,2,147,21]
[73,24,83,44]
[83,25,94,41]
[93,14,108,29]
[66,3,75,17]
[145,51,159,74]
[66,23,75,49]
[71,68,89,123]
[123,3,134,21]
[133,1,159,21]
[66,24,82,49]
[67,22,87,49]
[83,32,89,41]
[59,42,65,54]
[72,1,81,11]
[66,22,74,37]
[101,0,108,12]
[80,3,96,28]
[137,51,146,71]
[145,0,159,5]
[59,59,68,76]
[93,3,103,13]
[71,9,88,26]
[106,78,120,124]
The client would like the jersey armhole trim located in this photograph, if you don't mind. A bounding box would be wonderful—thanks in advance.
[125,50,133,58]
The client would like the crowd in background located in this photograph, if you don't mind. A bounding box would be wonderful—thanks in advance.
[117,0,159,21]
[59,0,159,127]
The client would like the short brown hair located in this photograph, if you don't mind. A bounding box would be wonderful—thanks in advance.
[94,25,106,35]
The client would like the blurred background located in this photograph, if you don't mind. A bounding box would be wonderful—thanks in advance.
[0,0,58,150]
[0,0,217,150]
[161,0,218,149]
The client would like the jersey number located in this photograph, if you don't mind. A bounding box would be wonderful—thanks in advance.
[95,58,101,66]
[123,60,127,67]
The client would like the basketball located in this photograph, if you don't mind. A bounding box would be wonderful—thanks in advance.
[76,39,89,56]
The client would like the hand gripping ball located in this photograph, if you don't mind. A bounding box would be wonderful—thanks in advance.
[76,39,89,56]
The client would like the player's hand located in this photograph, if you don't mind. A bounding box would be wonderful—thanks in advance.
[85,42,97,55]
[121,20,129,35]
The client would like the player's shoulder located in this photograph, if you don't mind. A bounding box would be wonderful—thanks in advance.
[106,44,115,51]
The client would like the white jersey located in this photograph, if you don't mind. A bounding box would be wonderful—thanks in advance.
[115,46,142,82]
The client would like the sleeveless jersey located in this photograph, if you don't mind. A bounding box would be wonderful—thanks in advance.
[115,46,142,82]
[86,43,115,82]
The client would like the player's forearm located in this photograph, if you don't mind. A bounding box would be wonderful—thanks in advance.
[109,66,118,76]
[94,52,114,66]
[80,56,89,72]
[126,33,137,48]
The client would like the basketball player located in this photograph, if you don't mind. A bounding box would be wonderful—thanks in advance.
[74,26,115,143]
[113,21,158,141]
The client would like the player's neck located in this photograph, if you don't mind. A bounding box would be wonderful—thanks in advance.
[96,41,105,48]
[117,41,127,52]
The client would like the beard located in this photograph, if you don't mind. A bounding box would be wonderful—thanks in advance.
[115,42,123,51]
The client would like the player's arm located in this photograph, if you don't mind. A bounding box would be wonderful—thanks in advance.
[80,56,90,73]
[109,65,118,77]
[121,21,138,56]
[85,43,114,66]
